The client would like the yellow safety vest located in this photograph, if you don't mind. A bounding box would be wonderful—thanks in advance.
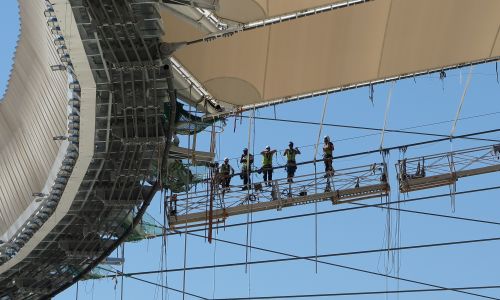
[286,150,297,162]
[323,142,333,156]
[262,152,273,166]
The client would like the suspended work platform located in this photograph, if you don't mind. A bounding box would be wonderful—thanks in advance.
[397,144,500,193]
[168,163,390,230]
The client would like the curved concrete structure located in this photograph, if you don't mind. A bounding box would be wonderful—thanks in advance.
[0,0,68,239]
[0,0,169,298]
[0,0,498,299]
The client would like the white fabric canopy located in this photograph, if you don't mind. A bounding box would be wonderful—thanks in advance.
[216,0,343,23]
[162,0,500,106]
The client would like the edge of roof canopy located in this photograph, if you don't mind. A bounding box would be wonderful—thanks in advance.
[215,0,348,24]
[162,0,500,108]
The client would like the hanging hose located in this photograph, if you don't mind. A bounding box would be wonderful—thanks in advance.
[313,92,330,273]
[244,108,254,274]
[449,66,473,212]
[379,81,396,150]
[450,66,474,138]
[496,61,499,84]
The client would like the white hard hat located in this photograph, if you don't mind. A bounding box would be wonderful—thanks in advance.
[224,157,229,161]
[324,135,330,141]
[265,145,271,150]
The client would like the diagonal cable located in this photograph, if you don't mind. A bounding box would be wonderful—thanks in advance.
[111,235,500,275]
[211,285,500,300]
[97,266,208,300]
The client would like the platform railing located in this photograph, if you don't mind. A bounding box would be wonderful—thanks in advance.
[397,144,500,193]
[167,162,389,229]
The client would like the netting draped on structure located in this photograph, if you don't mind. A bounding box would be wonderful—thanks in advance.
[164,102,219,135]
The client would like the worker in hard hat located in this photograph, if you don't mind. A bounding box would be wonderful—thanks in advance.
[240,148,254,190]
[283,141,301,183]
[219,157,234,190]
[260,145,277,186]
[323,135,335,177]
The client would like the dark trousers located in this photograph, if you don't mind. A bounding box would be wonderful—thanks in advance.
[262,165,273,182]
[286,163,297,182]
[221,173,231,188]
[324,155,333,173]
[242,169,251,187]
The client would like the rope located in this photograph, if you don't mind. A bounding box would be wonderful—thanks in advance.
[163,190,170,300]
[212,237,217,300]
[450,66,474,138]
[244,108,254,274]
[181,102,194,300]
[369,83,374,105]
[248,106,256,297]
[313,92,329,273]
[379,81,396,149]
[313,93,329,161]
[449,66,473,212]
[496,61,499,84]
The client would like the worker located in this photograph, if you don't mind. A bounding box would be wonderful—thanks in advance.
[283,141,301,183]
[171,130,180,147]
[323,135,334,177]
[240,148,254,190]
[219,157,234,190]
[260,146,277,186]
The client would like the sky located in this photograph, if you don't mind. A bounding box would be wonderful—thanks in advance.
[2,1,500,300]
[0,1,19,99]
[57,63,500,300]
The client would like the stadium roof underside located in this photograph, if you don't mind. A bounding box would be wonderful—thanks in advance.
[162,0,500,108]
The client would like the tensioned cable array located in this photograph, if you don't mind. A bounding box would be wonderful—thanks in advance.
[161,184,500,236]
[102,185,500,299]
[238,115,500,143]
[206,127,500,180]
[209,285,500,300]
[97,266,208,300]
[107,236,500,276]
[217,111,500,168]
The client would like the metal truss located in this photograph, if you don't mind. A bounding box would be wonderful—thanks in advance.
[0,0,174,298]
[168,163,389,230]
[397,144,500,193]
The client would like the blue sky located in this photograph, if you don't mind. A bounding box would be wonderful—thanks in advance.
[3,2,500,299]
[0,1,19,99]
[58,63,500,300]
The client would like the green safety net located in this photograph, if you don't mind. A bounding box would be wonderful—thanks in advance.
[164,102,219,135]
[82,212,164,281]
[150,159,205,193]
[123,211,163,242]
[82,269,108,280]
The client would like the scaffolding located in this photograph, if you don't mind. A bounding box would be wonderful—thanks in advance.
[167,162,390,230]
[397,144,500,193]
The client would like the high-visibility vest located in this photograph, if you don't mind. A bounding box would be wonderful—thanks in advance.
[286,150,297,162]
[241,154,253,169]
[323,142,333,156]
[220,163,231,174]
[262,151,273,166]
